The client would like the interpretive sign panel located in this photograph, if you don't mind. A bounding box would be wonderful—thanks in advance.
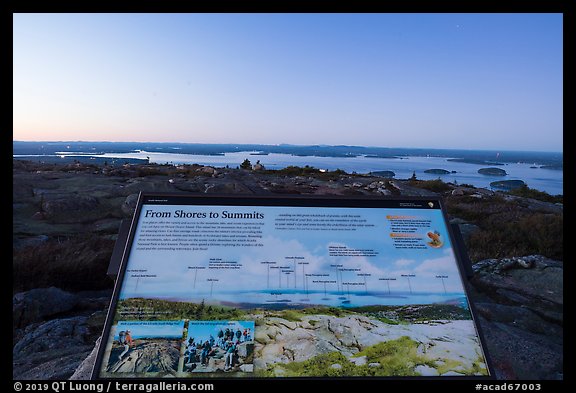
[93,193,491,379]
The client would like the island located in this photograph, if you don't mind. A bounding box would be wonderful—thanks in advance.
[478,167,507,176]
[424,169,452,175]
[369,170,395,178]
[540,165,563,171]
[447,158,505,166]
[490,179,526,190]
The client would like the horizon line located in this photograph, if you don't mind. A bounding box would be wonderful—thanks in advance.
[12,140,563,154]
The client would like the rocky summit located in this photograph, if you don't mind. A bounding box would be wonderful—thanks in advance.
[251,314,486,377]
[12,160,563,380]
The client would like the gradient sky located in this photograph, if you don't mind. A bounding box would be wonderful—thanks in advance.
[120,205,466,298]
[13,13,563,151]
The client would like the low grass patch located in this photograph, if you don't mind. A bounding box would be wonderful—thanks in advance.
[256,336,435,377]
[299,306,352,318]
[468,212,563,261]
[276,309,304,322]
[445,191,563,262]
[408,179,453,193]
[507,185,563,204]
[13,235,115,293]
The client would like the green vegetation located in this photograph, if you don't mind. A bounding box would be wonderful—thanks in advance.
[255,351,353,377]
[255,336,437,377]
[349,304,471,322]
[260,304,468,327]
[507,185,563,204]
[467,354,490,375]
[273,306,352,322]
[373,316,400,325]
[276,309,304,322]
[298,306,351,317]
[433,358,465,375]
[116,298,247,323]
[255,335,488,377]
[353,336,436,375]
[431,353,487,375]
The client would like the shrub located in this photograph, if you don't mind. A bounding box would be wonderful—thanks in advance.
[13,235,115,293]
[135,166,168,177]
[240,159,252,170]
[409,179,452,193]
[274,165,318,176]
[467,213,563,262]
[507,185,563,204]
[266,166,347,180]
[445,191,563,262]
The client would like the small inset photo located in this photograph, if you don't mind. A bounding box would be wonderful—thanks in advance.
[183,320,255,373]
[105,320,185,375]
[426,230,444,248]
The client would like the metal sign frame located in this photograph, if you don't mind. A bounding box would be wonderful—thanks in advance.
[92,192,493,380]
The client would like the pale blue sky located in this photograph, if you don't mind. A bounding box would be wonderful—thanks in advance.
[120,205,466,298]
[13,13,562,151]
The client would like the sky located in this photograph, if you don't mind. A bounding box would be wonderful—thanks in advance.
[120,205,466,303]
[13,13,563,151]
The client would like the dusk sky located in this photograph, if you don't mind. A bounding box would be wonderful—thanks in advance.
[13,13,563,151]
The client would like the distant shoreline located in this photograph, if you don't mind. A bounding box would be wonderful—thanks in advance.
[12,141,563,167]
[12,142,563,196]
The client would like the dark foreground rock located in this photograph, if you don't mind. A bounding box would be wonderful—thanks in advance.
[70,337,101,380]
[471,255,562,325]
[12,289,110,379]
[13,287,80,330]
[468,255,563,380]
[13,315,100,380]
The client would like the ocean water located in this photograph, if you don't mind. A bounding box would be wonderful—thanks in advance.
[14,148,564,195]
[121,289,468,309]
[76,150,563,196]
